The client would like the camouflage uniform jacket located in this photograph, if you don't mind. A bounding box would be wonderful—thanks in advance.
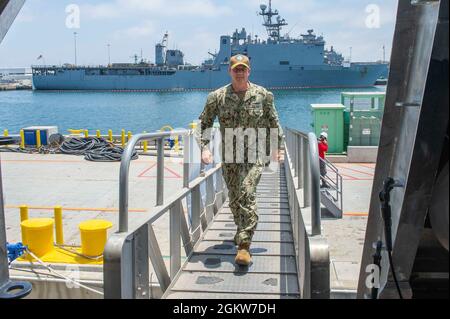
[196,82,284,164]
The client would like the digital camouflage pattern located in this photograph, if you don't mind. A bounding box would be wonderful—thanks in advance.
[195,82,284,245]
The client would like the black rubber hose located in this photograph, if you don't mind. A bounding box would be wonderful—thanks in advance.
[59,137,138,162]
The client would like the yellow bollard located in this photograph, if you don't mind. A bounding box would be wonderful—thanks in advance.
[96,130,101,138]
[36,130,41,149]
[84,130,89,138]
[121,129,126,147]
[79,220,113,257]
[21,218,54,257]
[108,129,113,143]
[54,206,64,245]
[143,131,148,153]
[20,130,25,149]
[20,205,29,223]
[127,131,132,143]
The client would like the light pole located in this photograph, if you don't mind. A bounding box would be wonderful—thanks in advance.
[74,32,78,66]
[107,44,111,66]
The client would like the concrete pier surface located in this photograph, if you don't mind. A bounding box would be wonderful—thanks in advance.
[1,152,374,297]
[1,152,185,261]
[322,162,375,296]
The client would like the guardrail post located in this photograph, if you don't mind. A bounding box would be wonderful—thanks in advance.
[156,137,164,206]
[170,201,181,279]
[303,138,310,207]
[183,132,190,188]
[134,225,150,299]
[308,133,321,236]
[205,175,215,221]
[191,185,201,243]
[298,137,304,189]
[294,133,298,177]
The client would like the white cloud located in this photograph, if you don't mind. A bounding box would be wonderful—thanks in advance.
[82,3,121,19]
[83,0,232,19]
[113,20,155,39]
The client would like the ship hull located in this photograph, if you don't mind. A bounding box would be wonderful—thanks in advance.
[32,63,388,91]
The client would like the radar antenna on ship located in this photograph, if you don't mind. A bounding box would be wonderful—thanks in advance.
[130,54,140,64]
[259,0,287,42]
[155,31,169,66]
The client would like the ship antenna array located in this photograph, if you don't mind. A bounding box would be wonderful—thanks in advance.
[259,0,287,42]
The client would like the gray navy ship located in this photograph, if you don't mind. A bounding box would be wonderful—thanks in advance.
[32,1,389,91]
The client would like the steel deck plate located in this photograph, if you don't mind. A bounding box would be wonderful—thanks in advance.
[183,254,298,274]
[168,271,300,295]
[194,241,295,256]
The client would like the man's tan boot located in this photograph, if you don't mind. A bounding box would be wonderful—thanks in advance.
[235,243,252,266]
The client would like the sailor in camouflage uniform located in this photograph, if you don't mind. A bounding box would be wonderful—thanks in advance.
[196,54,284,266]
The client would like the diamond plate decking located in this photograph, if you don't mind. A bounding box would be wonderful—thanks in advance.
[163,164,300,299]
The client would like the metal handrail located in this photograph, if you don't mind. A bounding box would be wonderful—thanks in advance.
[285,128,321,235]
[104,128,227,298]
[118,130,189,232]
[320,157,343,213]
[283,128,330,298]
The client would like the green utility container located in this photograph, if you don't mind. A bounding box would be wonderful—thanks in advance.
[349,117,360,146]
[360,117,372,146]
[343,110,351,152]
[349,116,381,146]
[341,92,386,113]
[311,104,345,153]
[341,92,385,147]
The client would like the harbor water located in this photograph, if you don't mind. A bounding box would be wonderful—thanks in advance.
[0,87,385,134]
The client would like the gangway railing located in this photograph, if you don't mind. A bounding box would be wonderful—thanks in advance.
[284,128,330,298]
[104,127,330,299]
[103,129,227,298]
[320,158,343,218]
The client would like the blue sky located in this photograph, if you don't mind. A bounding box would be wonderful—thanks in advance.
[0,0,398,67]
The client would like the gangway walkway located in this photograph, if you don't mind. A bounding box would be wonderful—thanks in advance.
[163,164,299,299]
[103,128,331,299]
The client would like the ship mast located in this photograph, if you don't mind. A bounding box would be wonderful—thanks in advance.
[259,1,287,42]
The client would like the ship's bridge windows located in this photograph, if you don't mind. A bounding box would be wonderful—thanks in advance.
[280,61,290,65]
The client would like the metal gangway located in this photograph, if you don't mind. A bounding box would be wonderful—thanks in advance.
[103,128,331,299]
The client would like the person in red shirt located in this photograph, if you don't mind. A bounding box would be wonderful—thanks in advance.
[318,132,329,188]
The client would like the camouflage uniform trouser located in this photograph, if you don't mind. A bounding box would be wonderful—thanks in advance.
[222,163,264,246]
